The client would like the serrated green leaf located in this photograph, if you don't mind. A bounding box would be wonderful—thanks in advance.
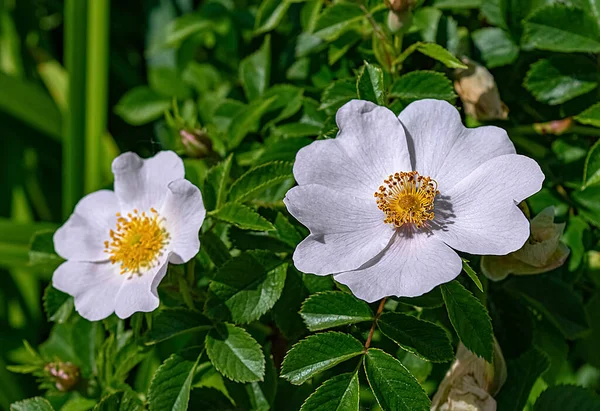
[300,291,373,331]
[524,56,597,105]
[472,27,519,68]
[240,35,271,101]
[575,102,600,128]
[273,212,304,248]
[228,161,293,203]
[273,267,309,340]
[583,139,600,188]
[414,43,466,69]
[43,285,73,323]
[356,62,384,105]
[228,96,277,149]
[262,85,304,128]
[114,86,170,126]
[534,385,600,410]
[462,259,483,292]
[281,332,364,385]
[148,347,202,411]
[94,390,144,411]
[10,397,55,411]
[496,348,550,411]
[522,4,600,52]
[206,323,265,383]
[300,372,359,411]
[206,251,287,323]
[203,155,233,211]
[211,203,274,231]
[145,308,212,345]
[254,0,292,35]
[390,71,455,103]
[363,348,430,411]
[319,78,357,116]
[314,2,363,42]
[377,312,454,362]
[441,280,494,361]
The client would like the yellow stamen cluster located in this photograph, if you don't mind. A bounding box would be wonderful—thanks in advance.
[104,208,169,276]
[374,171,439,228]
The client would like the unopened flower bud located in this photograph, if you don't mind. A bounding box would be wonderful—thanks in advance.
[481,207,570,281]
[533,118,572,135]
[387,10,413,33]
[44,361,80,391]
[454,58,508,121]
[431,341,506,411]
[180,129,211,158]
[389,0,416,12]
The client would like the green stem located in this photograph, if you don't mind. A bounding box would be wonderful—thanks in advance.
[63,0,88,218]
[85,0,110,193]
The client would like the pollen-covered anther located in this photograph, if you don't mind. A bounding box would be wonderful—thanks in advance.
[374,171,439,228]
[104,208,169,276]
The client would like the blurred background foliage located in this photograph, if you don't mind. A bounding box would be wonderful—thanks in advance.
[2,0,600,410]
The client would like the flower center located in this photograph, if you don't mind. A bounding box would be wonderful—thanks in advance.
[374,171,439,228]
[104,208,169,276]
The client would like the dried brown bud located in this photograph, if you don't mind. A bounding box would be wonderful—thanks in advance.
[481,207,570,281]
[180,129,212,158]
[454,58,508,121]
[533,118,573,135]
[44,362,80,392]
[389,0,416,12]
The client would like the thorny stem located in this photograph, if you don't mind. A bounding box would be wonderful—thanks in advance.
[365,297,387,350]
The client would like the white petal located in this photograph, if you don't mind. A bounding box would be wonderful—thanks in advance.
[399,99,515,191]
[53,261,122,321]
[435,154,544,255]
[293,100,412,200]
[114,260,168,319]
[161,179,206,264]
[112,151,185,212]
[53,190,119,262]
[334,232,462,302]
[284,184,393,274]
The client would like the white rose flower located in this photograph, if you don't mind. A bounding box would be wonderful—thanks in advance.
[284,99,544,302]
[52,151,205,320]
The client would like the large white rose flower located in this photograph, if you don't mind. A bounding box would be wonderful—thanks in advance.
[284,99,544,302]
[52,151,205,320]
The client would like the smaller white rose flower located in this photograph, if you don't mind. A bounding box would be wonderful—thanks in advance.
[284,99,544,302]
[52,151,205,321]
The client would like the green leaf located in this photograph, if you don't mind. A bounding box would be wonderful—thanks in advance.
[377,312,454,362]
[496,348,550,411]
[583,139,600,188]
[255,0,292,34]
[205,323,265,382]
[148,67,191,99]
[29,230,63,273]
[0,72,62,141]
[534,385,600,410]
[506,276,590,339]
[227,96,277,149]
[10,397,55,411]
[281,332,364,385]
[273,267,309,340]
[524,56,597,105]
[262,85,304,127]
[114,86,170,126]
[314,2,363,42]
[205,251,287,323]
[164,13,213,47]
[147,348,202,411]
[319,78,357,116]
[522,4,600,53]
[413,43,467,69]
[239,35,271,101]
[200,231,231,267]
[472,28,519,68]
[273,213,304,248]
[462,259,483,292]
[390,71,455,103]
[211,203,274,231]
[356,62,385,105]
[145,308,213,345]
[228,161,293,203]
[43,285,73,323]
[300,291,373,331]
[94,390,144,411]
[203,155,233,211]
[575,102,600,128]
[300,372,359,411]
[363,348,431,411]
[441,280,494,361]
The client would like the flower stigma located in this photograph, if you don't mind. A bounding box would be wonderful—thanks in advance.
[104,208,169,276]
[374,171,439,228]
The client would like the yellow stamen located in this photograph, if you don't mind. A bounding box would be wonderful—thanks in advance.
[374,171,439,228]
[104,209,169,276]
